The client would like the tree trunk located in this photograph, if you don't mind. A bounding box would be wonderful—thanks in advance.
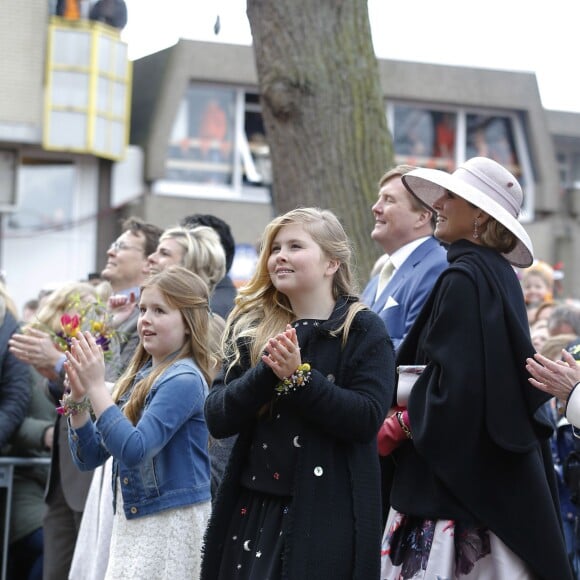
[246,0,393,286]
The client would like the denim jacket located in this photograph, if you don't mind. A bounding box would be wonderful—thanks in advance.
[68,357,211,519]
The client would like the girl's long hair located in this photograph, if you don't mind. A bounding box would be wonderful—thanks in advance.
[223,207,365,376]
[112,266,216,425]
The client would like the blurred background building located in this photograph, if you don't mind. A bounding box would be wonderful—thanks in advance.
[2,3,580,310]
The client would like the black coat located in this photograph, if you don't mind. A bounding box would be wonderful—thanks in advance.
[202,297,395,579]
[392,240,572,580]
[0,310,30,448]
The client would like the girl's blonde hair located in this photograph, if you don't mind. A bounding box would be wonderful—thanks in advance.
[223,207,365,375]
[112,266,216,425]
[29,281,97,333]
[0,282,17,323]
[159,226,226,293]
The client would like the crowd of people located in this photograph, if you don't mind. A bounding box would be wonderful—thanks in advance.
[0,157,579,579]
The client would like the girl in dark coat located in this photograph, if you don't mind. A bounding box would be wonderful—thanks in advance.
[379,157,572,579]
[202,207,394,579]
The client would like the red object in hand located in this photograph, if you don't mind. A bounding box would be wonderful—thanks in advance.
[377,409,410,456]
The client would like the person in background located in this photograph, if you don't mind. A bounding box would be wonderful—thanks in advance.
[88,0,127,30]
[531,299,556,325]
[528,337,580,430]
[21,299,39,324]
[66,267,214,579]
[4,366,56,580]
[538,336,580,577]
[361,164,447,526]
[530,318,550,352]
[180,213,237,319]
[148,224,229,496]
[521,259,555,324]
[361,164,447,350]
[548,303,580,337]
[379,157,571,578]
[0,283,32,439]
[9,281,98,580]
[56,0,81,19]
[201,208,394,579]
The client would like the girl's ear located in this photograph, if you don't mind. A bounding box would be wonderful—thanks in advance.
[326,259,340,276]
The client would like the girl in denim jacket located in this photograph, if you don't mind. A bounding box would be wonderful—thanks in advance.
[65,266,215,579]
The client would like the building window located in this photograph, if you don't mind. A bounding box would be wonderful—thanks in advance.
[244,93,272,187]
[392,105,456,170]
[466,114,519,175]
[388,102,534,221]
[6,159,74,232]
[158,85,271,201]
[166,86,236,185]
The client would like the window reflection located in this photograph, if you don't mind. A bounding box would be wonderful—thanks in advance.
[7,159,74,231]
[466,114,519,174]
[393,105,456,170]
[166,87,235,185]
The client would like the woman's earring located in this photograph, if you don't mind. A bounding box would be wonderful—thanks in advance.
[473,220,479,239]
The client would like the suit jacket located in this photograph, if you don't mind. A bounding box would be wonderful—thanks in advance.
[361,237,447,350]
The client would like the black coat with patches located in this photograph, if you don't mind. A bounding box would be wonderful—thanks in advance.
[202,297,395,580]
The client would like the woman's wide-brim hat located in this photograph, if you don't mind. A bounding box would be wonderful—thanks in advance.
[401,156,534,268]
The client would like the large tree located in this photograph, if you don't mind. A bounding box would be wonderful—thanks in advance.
[246,0,393,282]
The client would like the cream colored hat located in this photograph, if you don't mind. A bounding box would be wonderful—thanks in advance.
[402,156,534,268]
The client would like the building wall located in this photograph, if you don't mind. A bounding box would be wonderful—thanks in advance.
[0,1,47,140]
[126,194,273,249]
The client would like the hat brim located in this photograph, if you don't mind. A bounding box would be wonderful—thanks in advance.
[402,168,534,268]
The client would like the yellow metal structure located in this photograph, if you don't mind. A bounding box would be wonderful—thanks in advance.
[43,16,132,161]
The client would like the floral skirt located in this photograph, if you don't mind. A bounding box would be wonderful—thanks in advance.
[380,509,535,579]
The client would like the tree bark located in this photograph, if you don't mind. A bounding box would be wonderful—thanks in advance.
[246,0,393,286]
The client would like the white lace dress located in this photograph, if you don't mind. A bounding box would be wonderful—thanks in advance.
[104,478,211,580]
[69,458,114,580]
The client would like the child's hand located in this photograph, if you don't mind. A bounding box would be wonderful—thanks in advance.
[64,360,87,402]
[261,324,301,380]
[65,331,106,394]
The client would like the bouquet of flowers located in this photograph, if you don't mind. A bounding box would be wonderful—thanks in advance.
[53,296,121,361]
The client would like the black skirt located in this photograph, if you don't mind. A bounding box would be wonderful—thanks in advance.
[217,488,292,580]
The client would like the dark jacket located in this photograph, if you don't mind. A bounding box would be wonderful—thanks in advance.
[4,368,55,543]
[392,240,572,580]
[0,310,31,447]
[202,297,395,580]
[210,274,237,320]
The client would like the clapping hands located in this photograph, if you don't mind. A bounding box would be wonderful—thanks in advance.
[64,331,106,401]
[261,324,302,380]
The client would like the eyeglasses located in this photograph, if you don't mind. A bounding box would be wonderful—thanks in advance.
[108,241,143,253]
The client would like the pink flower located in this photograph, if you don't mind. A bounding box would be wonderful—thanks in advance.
[60,313,80,338]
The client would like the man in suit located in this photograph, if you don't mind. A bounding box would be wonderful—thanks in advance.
[361,164,448,350]
[362,165,448,526]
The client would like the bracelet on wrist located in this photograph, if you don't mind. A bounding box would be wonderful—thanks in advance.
[274,363,312,397]
[396,411,412,439]
[56,392,92,417]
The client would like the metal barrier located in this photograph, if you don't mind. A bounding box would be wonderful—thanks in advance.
[0,457,51,580]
